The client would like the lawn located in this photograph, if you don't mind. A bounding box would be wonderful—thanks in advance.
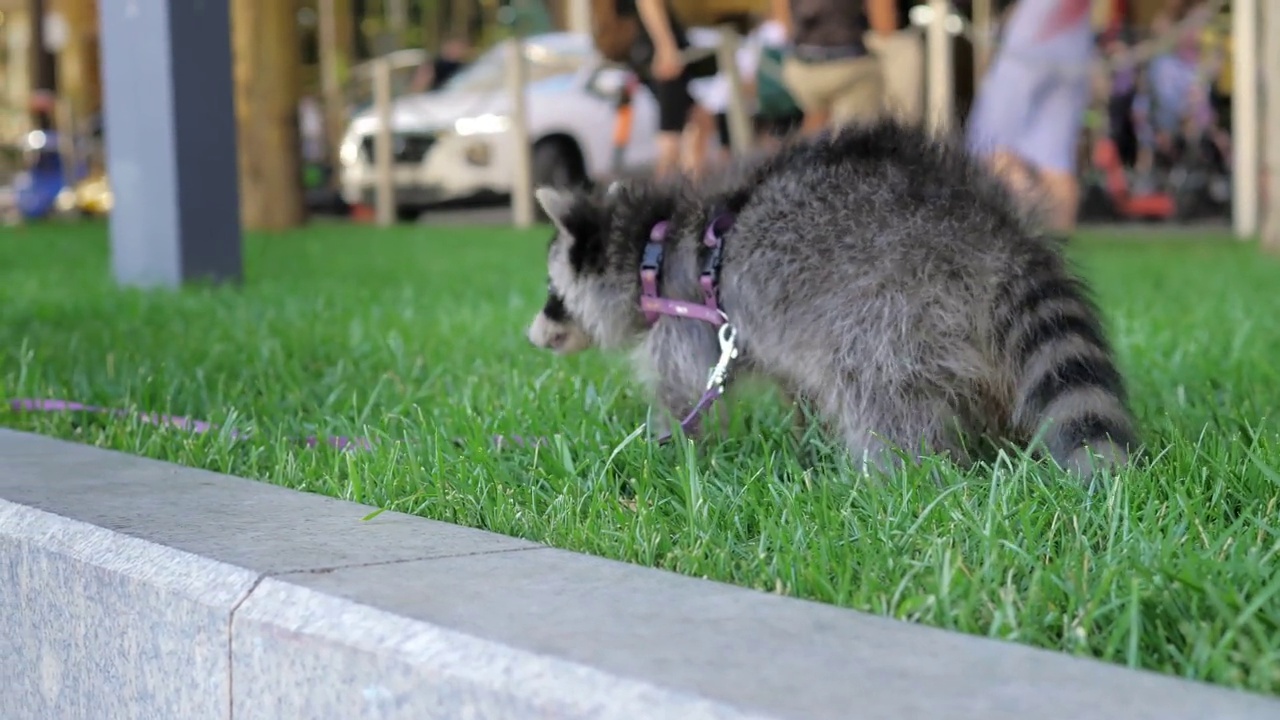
[2,220,1278,695]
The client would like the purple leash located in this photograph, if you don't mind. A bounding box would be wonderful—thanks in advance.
[5,398,568,452]
[7,398,375,450]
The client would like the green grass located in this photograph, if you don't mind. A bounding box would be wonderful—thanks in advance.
[2,219,1279,694]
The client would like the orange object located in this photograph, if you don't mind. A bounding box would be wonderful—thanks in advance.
[350,203,375,222]
[1092,137,1177,220]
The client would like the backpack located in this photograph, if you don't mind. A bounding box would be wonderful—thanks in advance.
[755,46,800,118]
[590,0,641,63]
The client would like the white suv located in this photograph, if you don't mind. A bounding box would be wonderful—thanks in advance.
[337,32,666,218]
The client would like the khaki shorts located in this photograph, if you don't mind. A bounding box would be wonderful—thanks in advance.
[782,54,884,126]
[865,29,924,125]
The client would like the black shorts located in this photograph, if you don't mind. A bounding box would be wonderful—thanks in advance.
[634,53,719,134]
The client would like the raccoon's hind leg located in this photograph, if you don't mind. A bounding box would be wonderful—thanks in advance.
[825,386,973,478]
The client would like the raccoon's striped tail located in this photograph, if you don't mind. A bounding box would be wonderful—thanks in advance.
[996,261,1140,481]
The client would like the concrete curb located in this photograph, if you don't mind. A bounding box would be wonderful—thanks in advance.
[1,428,1276,719]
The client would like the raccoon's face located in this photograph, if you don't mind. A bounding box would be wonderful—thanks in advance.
[528,181,674,352]
[525,276,592,355]
[524,185,601,355]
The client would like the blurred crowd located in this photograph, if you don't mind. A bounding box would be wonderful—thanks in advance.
[592,0,1233,233]
[593,0,927,179]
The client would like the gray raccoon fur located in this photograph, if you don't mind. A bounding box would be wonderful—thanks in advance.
[527,118,1140,481]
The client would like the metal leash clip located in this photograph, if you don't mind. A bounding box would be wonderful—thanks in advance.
[706,322,739,393]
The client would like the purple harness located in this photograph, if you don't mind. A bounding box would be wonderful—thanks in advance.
[637,211,740,444]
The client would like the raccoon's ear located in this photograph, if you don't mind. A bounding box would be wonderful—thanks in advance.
[535,186,577,234]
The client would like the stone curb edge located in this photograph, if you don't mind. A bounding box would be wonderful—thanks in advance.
[1,428,1276,720]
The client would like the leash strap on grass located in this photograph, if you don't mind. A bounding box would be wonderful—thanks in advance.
[7,398,374,451]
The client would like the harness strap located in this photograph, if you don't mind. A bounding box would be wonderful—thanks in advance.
[638,210,739,445]
[639,211,734,327]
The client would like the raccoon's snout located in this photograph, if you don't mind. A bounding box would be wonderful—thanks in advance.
[526,312,565,351]
[526,311,590,355]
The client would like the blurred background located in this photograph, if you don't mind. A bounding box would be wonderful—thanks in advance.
[0,0,1262,237]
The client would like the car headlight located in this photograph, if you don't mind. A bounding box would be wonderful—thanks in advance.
[339,138,360,166]
[454,114,510,136]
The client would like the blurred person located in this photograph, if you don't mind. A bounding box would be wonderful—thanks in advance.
[686,15,789,166]
[1128,0,1219,192]
[608,0,720,179]
[773,0,898,135]
[864,0,923,125]
[410,36,473,93]
[1145,0,1211,147]
[965,0,1097,234]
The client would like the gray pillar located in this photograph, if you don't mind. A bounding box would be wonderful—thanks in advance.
[99,0,242,288]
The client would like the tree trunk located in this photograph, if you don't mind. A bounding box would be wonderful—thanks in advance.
[1262,0,1280,253]
[232,0,306,231]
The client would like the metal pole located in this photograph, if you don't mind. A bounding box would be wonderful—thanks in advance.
[1231,0,1259,239]
[99,0,242,287]
[1262,0,1280,252]
[372,55,396,226]
[718,26,753,157]
[925,0,954,136]
[506,37,535,228]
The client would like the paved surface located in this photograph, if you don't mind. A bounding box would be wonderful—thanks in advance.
[3,428,1278,719]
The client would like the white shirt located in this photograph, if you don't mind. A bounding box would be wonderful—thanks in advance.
[686,21,788,115]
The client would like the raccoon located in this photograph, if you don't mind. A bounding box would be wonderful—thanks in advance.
[526,118,1140,482]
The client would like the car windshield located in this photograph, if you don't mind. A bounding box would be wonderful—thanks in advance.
[439,38,591,93]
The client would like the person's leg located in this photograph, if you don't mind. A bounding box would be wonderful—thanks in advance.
[870,29,925,125]
[829,55,886,128]
[1011,71,1093,233]
[712,111,733,164]
[648,77,693,179]
[782,57,833,135]
[967,57,1074,224]
[682,102,717,177]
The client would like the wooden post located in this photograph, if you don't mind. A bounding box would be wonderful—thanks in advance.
[451,0,472,40]
[1262,0,1280,253]
[717,26,752,157]
[925,0,954,136]
[385,0,407,47]
[48,0,99,132]
[232,0,306,231]
[506,37,534,228]
[318,0,354,182]
[2,8,33,141]
[1231,0,1259,240]
[372,55,396,226]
